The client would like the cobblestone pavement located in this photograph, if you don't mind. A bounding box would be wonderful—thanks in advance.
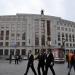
[0,60,75,75]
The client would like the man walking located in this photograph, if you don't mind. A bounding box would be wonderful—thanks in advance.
[45,49,55,75]
[9,53,12,64]
[36,50,46,75]
[24,50,37,75]
[14,54,19,64]
[68,51,75,75]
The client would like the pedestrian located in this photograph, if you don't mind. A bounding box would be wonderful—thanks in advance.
[45,49,55,75]
[66,51,73,68]
[18,55,22,62]
[36,50,46,75]
[24,50,37,75]
[14,54,19,64]
[9,53,12,64]
[66,53,69,68]
[68,51,75,75]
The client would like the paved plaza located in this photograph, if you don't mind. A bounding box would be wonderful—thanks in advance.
[0,60,75,75]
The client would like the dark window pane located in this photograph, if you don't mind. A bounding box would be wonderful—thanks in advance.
[21,49,26,55]
[4,49,9,55]
[5,42,9,46]
[22,32,26,40]
[22,42,26,46]
[0,37,3,40]
[0,49,3,55]
[0,42,3,46]
[35,37,39,45]
[1,31,4,36]
[16,42,20,46]
[6,30,9,35]
[16,49,20,55]
[6,37,9,40]
[10,49,14,55]
[41,35,45,45]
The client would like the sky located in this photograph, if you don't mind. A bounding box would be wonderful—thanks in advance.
[0,0,75,21]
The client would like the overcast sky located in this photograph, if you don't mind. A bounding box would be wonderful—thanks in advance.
[0,0,75,21]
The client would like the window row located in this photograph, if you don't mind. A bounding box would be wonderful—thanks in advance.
[0,42,26,46]
[57,26,74,32]
[58,32,75,42]
[0,49,26,55]
[0,31,26,40]
[58,43,75,47]
[57,21,75,28]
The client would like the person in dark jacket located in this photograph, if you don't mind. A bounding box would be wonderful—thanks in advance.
[36,50,46,75]
[68,51,75,75]
[45,49,55,75]
[24,50,37,75]
[9,53,12,64]
[14,54,18,64]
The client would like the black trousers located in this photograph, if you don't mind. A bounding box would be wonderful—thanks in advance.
[9,59,12,64]
[37,64,44,75]
[15,59,18,64]
[24,63,37,75]
[68,64,75,75]
[45,65,55,75]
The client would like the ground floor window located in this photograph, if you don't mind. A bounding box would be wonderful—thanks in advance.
[16,49,20,55]
[21,49,26,55]
[4,49,9,55]
[0,49,3,55]
[10,49,14,55]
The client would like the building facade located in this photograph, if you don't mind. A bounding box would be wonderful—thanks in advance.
[0,12,75,56]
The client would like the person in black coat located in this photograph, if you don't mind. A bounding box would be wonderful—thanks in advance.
[24,50,37,75]
[36,50,46,75]
[68,51,75,75]
[14,54,19,64]
[45,49,55,75]
[9,53,12,64]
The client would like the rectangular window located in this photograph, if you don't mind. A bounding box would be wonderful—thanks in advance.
[70,43,72,47]
[21,49,26,55]
[58,32,61,41]
[58,43,61,46]
[5,42,9,46]
[0,42,3,46]
[57,27,60,30]
[22,42,26,46]
[65,33,68,41]
[0,37,3,40]
[35,35,39,46]
[5,37,9,40]
[16,42,20,46]
[0,49,3,55]
[16,49,20,55]
[73,44,75,47]
[22,32,26,40]
[4,49,9,55]
[6,30,9,35]
[10,49,14,55]
[41,35,45,46]
[1,31,4,36]
[66,43,69,47]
